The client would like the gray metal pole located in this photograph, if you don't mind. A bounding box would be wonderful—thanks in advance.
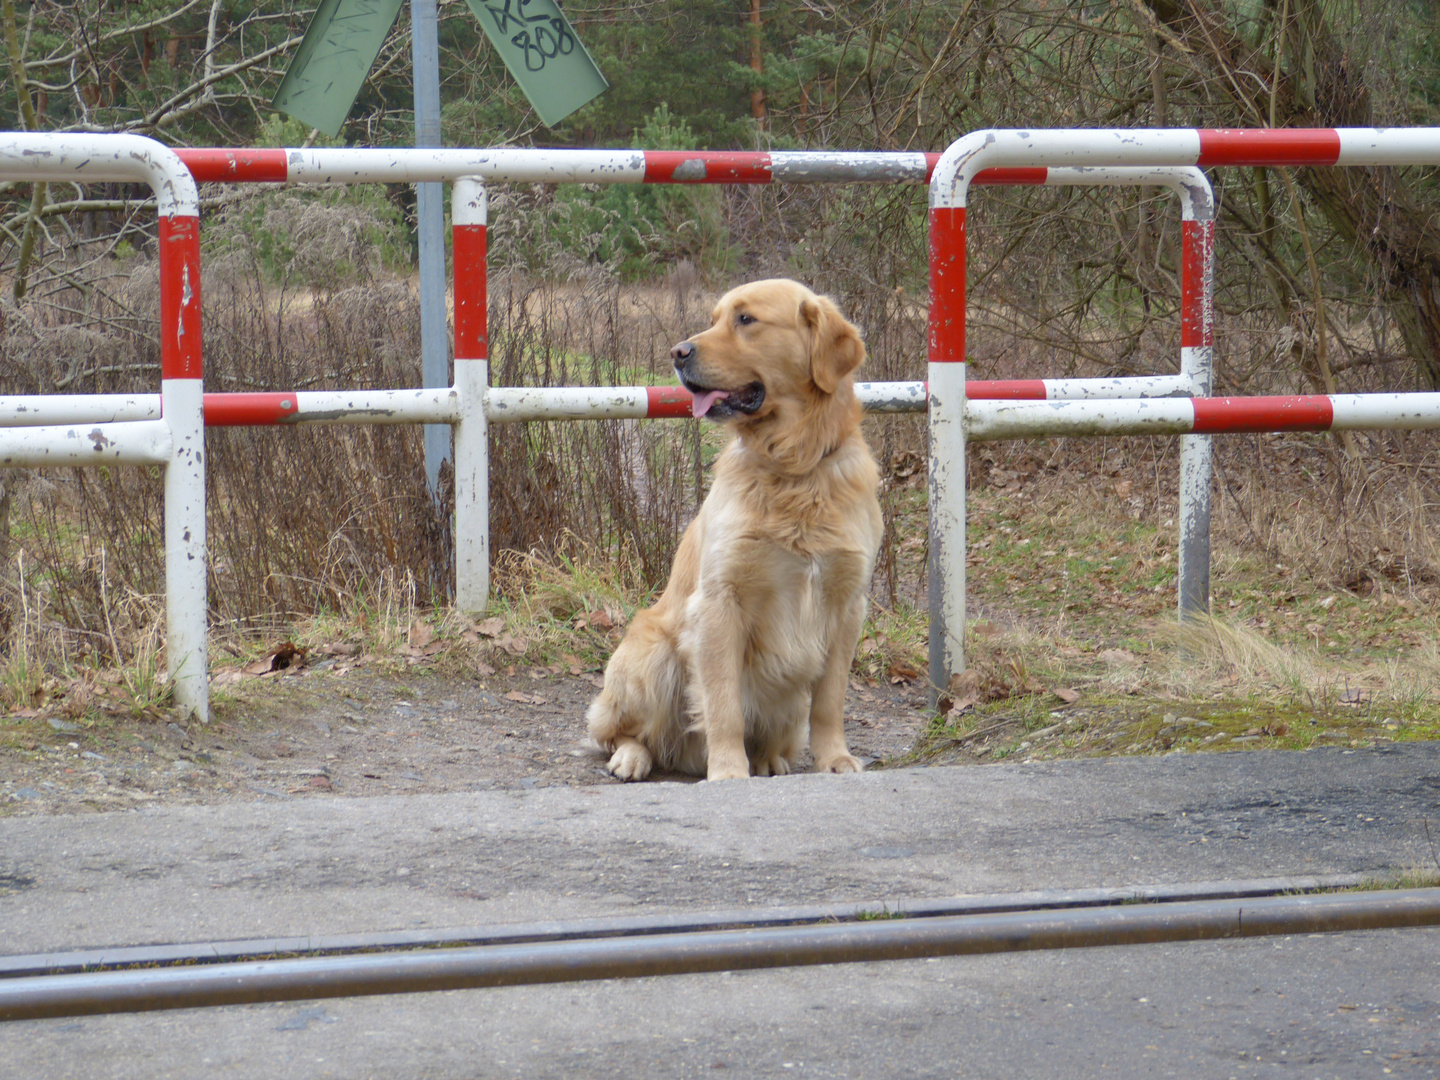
[0,875,1368,979]
[412,0,449,498]
[4,888,1438,1021]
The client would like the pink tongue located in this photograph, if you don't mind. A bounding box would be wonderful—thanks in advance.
[691,388,729,417]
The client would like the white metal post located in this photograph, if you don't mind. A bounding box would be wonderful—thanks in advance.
[1178,213,1216,620]
[927,192,967,689]
[452,178,489,612]
[0,134,207,719]
[157,212,208,722]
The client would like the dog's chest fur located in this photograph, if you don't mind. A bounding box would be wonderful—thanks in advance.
[681,438,881,692]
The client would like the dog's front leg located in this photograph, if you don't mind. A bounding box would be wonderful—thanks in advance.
[809,596,866,773]
[694,591,750,781]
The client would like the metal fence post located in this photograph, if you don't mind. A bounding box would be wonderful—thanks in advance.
[927,194,968,691]
[452,178,489,613]
[1178,210,1216,620]
[158,217,208,721]
[412,0,451,503]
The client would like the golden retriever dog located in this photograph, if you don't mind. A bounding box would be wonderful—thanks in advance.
[586,279,882,781]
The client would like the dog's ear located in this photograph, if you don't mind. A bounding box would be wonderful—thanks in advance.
[801,294,865,394]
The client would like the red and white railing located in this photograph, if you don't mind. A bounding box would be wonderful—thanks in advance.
[927,126,1440,687]
[0,134,208,721]
[17,130,1436,718]
[5,150,1218,708]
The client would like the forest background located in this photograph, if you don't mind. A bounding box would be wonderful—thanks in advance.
[1,0,1440,713]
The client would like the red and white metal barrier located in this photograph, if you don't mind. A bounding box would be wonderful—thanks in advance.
[157,154,1215,636]
[16,133,1402,723]
[0,149,1210,725]
[0,134,208,721]
[928,126,1440,688]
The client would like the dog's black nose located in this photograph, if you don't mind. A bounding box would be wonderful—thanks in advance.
[671,341,695,364]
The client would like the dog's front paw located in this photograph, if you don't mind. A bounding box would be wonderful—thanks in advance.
[752,753,794,778]
[606,740,653,781]
[814,753,863,774]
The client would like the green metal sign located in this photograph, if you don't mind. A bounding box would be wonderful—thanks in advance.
[273,0,405,137]
[463,0,608,127]
[274,0,607,135]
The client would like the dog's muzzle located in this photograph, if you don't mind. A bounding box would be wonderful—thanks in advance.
[672,341,766,420]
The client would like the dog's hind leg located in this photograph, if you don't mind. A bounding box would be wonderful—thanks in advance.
[603,735,654,781]
[586,609,689,781]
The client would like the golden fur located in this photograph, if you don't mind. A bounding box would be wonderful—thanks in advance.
[586,279,883,781]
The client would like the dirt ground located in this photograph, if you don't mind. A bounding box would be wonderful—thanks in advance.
[0,664,935,817]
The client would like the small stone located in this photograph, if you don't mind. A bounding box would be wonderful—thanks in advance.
[47,719,80,733]
[307,776,332,790]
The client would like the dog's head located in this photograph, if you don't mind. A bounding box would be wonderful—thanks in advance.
[671,279,865,426]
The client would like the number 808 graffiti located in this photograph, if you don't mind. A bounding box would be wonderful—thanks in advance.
[512,18,576,71]
[484,1,577,72]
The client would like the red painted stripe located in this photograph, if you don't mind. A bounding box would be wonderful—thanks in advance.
[968,379,1046,400]
[647,386,693,418]
[203,393,301,426]
[643,151,772,183]
[972,167,1049,186]
[1196,129,1341,167]
[1180,220,1214,348]
[924,152,940,182]
[1191,395,1334,434]
[928,207,967,364]
[453,224,488,360]
[175,148,289,183]
[159,215,202,380]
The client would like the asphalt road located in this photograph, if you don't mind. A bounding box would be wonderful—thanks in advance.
[3,744,1440,1078]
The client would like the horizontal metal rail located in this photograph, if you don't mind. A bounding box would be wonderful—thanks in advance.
[9,387,1434,433]
[967,392,1440,441]
[0,376,1198,430]
[0,874,1369,980]
[0,419,172,467]
[2,887,1435,1022]
[171,147,1202,189]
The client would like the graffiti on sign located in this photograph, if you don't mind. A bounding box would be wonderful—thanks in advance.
[464,0,607,125]
[274,0,607,138]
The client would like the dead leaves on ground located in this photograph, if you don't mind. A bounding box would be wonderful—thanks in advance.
[573,606,627,634]
[209,609,612,688]
[2,667,172,724]
[213,641,312,686]
[246,641,309,675]
[936,646,1084,717]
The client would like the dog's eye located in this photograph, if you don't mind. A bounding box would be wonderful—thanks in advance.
[736,312,756,326]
